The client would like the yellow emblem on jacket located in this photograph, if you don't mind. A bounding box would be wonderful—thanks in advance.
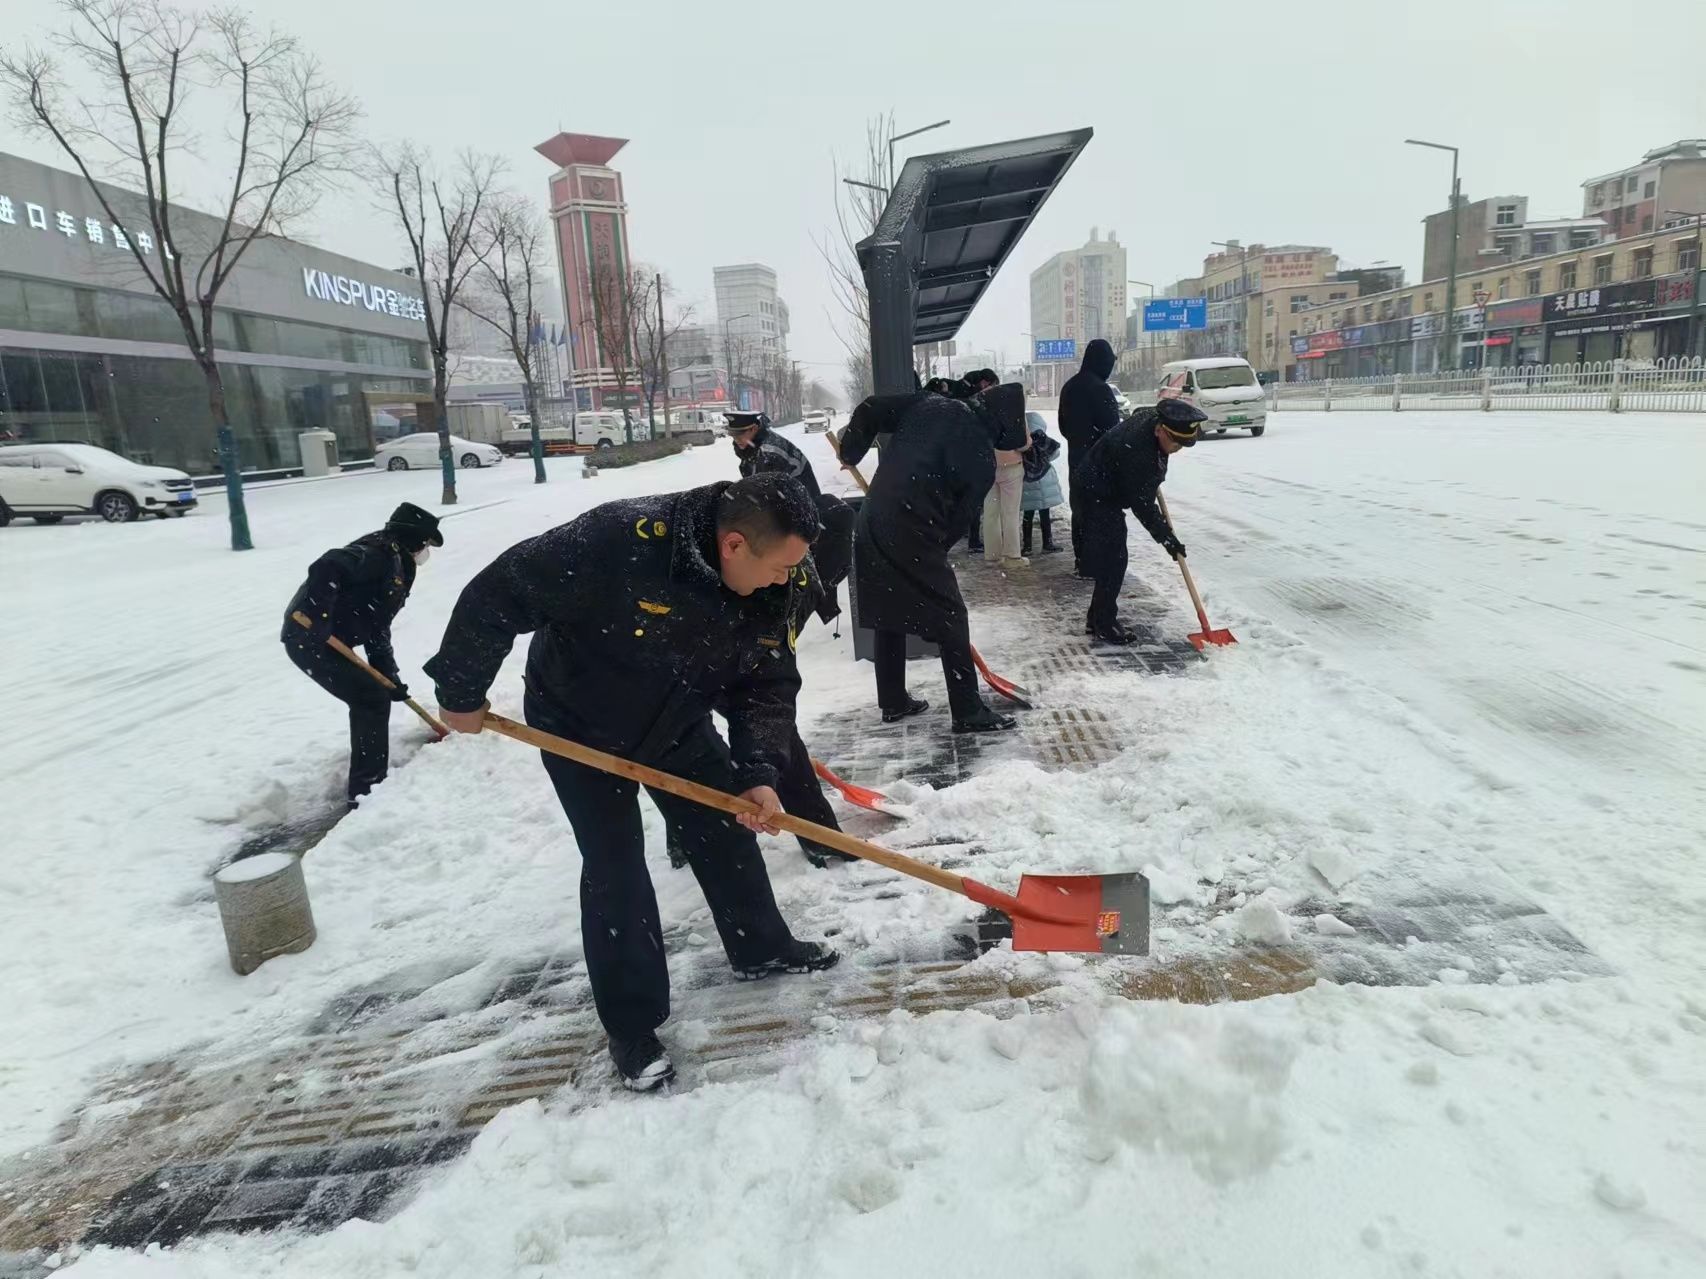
[634,517,668,540]
[638,600,671,615]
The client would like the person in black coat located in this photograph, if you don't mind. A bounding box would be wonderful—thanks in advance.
[1074,399,1208,644]
[726,411,822,500]
[1057,337,1122,576]
[424,475,838,1091]
[282,501,442,804]
[837,384,1028,733]
[663,478,858,871]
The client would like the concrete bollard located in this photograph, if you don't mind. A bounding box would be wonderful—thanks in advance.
[214,852,316,976]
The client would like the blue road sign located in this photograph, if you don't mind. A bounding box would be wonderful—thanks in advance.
[1142,298,1208,332]
[1034,338,1078,362]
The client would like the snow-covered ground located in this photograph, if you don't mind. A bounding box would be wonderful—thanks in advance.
[3,414,1704,1277]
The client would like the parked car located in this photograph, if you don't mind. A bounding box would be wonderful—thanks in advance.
[0,442,197,525]
[1156,357,1268,436]
[374,433,503,471]
[801,408,830,432]
[1111,387,1134,417]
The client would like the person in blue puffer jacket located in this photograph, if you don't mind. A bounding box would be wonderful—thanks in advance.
[1020,425,1064,557]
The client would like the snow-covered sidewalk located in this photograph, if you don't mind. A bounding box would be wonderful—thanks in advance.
[2,415,1703,1277]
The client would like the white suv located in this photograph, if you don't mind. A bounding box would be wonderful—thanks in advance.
[0,443,198,525]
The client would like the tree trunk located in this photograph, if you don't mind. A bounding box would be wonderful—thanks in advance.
[431,363,457,505]
[198,357,253,551]
[524,374,545,484]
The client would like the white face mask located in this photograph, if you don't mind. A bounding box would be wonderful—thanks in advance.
[413,546,432,565]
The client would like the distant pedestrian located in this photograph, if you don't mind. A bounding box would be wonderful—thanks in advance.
[1057,338,1121,577]
[982,415,1027,568]
[1020,421,1064,556]
[281,502,442,804]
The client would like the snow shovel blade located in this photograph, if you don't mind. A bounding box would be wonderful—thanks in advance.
[1187,626,1238,651]
[1010,872,1150,955]
[970,646,1034,709]
[811,759,912,818]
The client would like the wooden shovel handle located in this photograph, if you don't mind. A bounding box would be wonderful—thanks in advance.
[482,711,966,894]
[824,429,871,494]
[1155,494,1213,631]
[290,611,449,737]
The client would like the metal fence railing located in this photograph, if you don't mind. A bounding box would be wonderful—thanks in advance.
[1270,357,1706,414]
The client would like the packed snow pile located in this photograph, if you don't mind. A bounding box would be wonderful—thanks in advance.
[3,412,1705,1277]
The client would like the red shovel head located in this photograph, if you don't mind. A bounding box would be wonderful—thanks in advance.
[1187,626,1238,651]
[1012,872,1150,955]
[966,872,1150,955]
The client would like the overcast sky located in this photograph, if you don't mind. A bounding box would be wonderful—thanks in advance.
[9,0,1706,393]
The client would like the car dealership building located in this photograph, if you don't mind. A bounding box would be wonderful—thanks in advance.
[0,151,431,475]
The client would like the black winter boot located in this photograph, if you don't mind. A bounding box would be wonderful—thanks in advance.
[953,706,1018,734]
[734,937,841,980]
[881,695,930,724]
[801,839,856,868]
[609,1031,675,1091]
[1092,620,1139,646]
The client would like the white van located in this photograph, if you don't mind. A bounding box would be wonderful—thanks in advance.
[501,411,644,454]
[1156,357,1268,437]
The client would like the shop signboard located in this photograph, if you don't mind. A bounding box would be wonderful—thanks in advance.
[1543,272,1695,322]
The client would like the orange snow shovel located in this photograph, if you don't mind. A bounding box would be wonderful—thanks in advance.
[290,611,449,738]
[811,758,904,816]
[1155,496,1237,651]
[482,711,1147,955]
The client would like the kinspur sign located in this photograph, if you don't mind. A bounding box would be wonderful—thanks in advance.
[301,266,426,323]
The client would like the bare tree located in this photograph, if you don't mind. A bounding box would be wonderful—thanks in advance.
[816,112,894,405]
[629,269,695,437]
[381,144,500,504]
[2,0,359,550]
[587,258,640,442]
[457,193,547,483]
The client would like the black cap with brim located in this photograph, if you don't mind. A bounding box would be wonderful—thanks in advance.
[1156,396,1208,444]
[723,411,764,433]
[386,500,443,547]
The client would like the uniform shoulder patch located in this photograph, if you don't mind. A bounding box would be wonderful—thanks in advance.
[633,516,670,541]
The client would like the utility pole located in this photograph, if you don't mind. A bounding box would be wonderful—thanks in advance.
[656,273,670,437]
[1407,138,1461,371]
[1130,279,1156,381]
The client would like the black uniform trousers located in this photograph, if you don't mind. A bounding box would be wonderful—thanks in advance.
[527,690,792,1041]
[285,641,391,800]
[665,726,841,865]
[1067,460,1088,570]
[874,627,983,721]
[1080,502,1130,631]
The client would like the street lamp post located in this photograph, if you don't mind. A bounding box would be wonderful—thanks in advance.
[1129,279,1156,382]
[1407,138,1461,371]
[888,119,952,188]
[1022,324,1062,396]
[1210,241,1250,360]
